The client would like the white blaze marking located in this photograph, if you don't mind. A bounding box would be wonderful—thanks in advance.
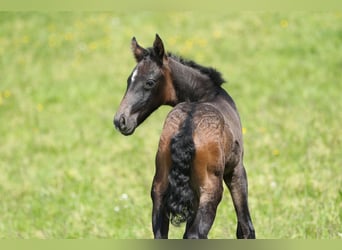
[131,68,138,82]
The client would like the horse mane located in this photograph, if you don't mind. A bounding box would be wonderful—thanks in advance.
[145,48,226,87]
[167,53,226,87]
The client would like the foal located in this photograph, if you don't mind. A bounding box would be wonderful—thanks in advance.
[114,34,255,239]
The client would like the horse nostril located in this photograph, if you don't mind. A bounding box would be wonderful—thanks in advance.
[119,114,126,128]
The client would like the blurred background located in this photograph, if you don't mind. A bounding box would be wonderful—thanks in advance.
[0,12,341,238]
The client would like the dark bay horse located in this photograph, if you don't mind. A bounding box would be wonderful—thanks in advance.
[114,34,255,239]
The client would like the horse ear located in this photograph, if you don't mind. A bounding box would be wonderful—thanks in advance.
[153,34,165,64]
[131,37,146,62]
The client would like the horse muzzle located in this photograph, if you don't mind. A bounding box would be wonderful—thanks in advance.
[113,112,137,136]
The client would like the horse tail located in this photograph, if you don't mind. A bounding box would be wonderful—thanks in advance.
[166,104,196,226]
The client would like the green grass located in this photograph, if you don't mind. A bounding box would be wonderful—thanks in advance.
[0,12,341,239]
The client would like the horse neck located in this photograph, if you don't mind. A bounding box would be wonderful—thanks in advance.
[167,58,220,105]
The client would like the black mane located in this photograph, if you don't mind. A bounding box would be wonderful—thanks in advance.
[145,47,226,87]
[167,53,226,86]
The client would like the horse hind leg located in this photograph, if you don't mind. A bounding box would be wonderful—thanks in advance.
[224,162,255,239]
[183,177,224,239]
[183,143,225,239]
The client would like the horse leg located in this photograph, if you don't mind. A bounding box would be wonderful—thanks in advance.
[224,162,255,239]
[151,150,170,239]
[151,181,169,239]
[183,175,224,239]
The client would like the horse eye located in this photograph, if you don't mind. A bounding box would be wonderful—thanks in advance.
[144,79,156,90]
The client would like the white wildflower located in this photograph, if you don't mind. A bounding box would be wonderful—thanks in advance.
[270,181,277,189]
[120,193,129,200]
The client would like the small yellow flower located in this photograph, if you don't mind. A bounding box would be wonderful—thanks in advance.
[88,41,98,51]
[197,38,208,48]
[242,127,247,135]
[280,19,289,28]
[168,36,178,47]
[21,35,30,44]
[36,103,44,112]
[272,149,280,156]
[185,39,194,50]
[195,53,204,63]
[180,39,194,54]
[4,90,11,98]
[18,56,26,65]
[48,35,57,48]
[213,29,222,39]
[64,32,74,41]
[259,127,266,133]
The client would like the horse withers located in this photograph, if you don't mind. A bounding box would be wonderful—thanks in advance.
[114,34,255,239]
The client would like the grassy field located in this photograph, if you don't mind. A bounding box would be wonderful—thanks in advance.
[0,12,341,239]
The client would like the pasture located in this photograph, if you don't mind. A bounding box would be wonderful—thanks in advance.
[0,12,341,238]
